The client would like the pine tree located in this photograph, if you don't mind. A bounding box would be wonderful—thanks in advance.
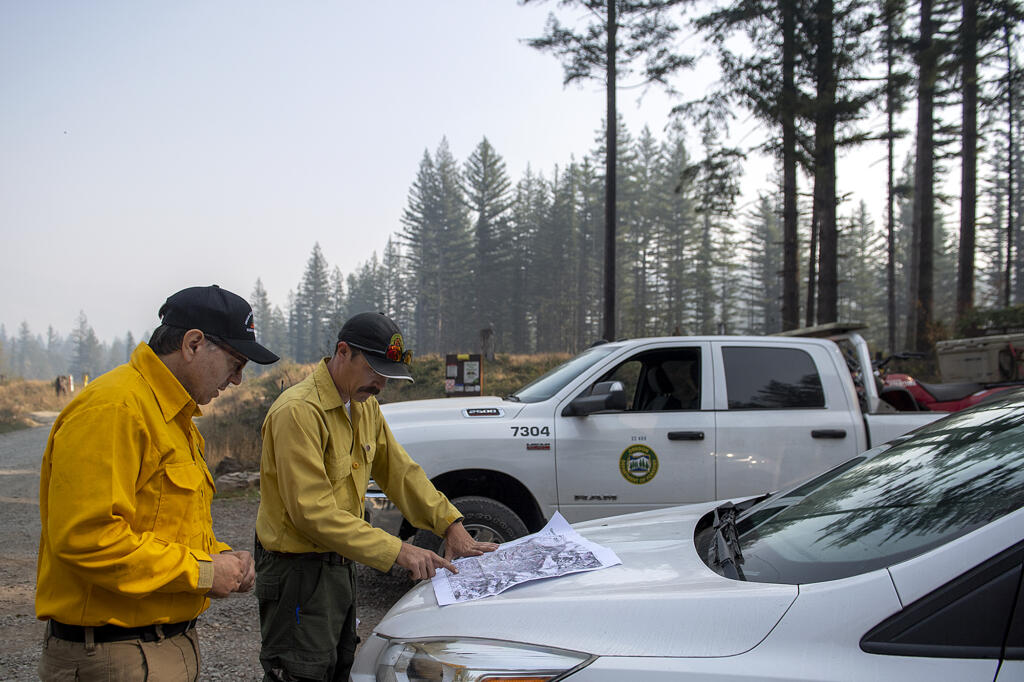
[838,201,888,342]
[689,122,744,333]
[524,0,691,341]
[70,312,102,381]
[740,195,785,334]
[508,167,550,351]
[328,266,346,338]
[295,244,333,361]
[657,125,699,335]
[250,278,282,370]
[463,138,514,348]
[401,139,473,353]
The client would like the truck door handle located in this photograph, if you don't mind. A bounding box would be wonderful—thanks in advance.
[811,429,847,439]
[668,431,705,441]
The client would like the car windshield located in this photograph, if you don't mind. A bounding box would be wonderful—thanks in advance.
[510,345,618,403]
[736,397,1024,584]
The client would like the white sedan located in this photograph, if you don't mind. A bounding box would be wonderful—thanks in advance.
[353,393,1024,681]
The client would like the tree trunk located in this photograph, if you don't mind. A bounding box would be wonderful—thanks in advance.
[813,0,838,324]
[885,6,898,353]
[781,0,800,331]
[1006,26,1018,306]
[603,0,618,341]
[957,0,977,323]
[806,209,819,327]
[910,0,936,352]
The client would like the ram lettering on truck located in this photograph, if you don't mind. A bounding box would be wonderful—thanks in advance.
[367,327,943,549]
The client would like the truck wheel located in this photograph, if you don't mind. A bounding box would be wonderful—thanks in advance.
[413,496,528,554]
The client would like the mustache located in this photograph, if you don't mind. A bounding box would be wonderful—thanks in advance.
[359,386,380,395]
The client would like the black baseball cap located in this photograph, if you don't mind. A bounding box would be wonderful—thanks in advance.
[158,285,280,365]
[338,312,413,382]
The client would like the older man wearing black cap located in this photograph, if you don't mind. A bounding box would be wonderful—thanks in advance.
[36,285,279,681]
[255,312,497,682]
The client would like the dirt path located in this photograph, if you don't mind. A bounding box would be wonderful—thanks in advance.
[0,424,409,680]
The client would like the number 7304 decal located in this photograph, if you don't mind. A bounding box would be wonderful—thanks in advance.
[510,426,551,437]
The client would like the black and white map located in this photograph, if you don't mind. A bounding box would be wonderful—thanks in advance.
[432,512,621,606]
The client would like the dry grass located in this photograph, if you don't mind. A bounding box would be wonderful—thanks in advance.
[0,353,570,469]
[200,353,569,472]
[0,378,73,433]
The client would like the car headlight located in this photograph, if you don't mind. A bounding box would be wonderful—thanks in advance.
[375,638,593,682]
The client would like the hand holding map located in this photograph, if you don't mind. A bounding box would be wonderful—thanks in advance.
[431,512,621,606]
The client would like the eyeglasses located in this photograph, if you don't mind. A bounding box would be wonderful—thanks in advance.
[206,335,248,374]
[385,340,413,364]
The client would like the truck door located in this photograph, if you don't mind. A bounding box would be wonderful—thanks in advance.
[554,344,716,523]
[712,342,862,499]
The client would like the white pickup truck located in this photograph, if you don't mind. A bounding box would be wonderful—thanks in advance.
[368,325,942,546]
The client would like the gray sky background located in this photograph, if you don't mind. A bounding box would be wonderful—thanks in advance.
[1,1,895,344]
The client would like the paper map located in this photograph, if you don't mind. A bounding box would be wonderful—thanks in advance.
[431,512,621,606]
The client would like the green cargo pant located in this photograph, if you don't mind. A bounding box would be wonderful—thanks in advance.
[254,539,357,682]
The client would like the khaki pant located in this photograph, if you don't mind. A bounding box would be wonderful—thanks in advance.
[38,624,200,681]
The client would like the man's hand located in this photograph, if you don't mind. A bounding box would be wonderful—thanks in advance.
[208,551,255,597]
[226,550,256,593]
[443,521,500,562]
[395,542,456,581]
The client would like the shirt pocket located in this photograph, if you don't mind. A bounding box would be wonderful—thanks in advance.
[362,440,377,466]
[154,462,204,544]
[324,450,358,512]
[324,450,352,483]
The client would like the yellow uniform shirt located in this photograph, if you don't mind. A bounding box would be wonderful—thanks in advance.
[256,359,461,572]
[35,343,227,627]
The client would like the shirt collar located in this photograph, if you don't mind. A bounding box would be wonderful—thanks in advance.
[313,358,345,411]
[130,343,201,422]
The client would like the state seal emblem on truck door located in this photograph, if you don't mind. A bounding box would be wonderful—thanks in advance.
[619,444,659,484]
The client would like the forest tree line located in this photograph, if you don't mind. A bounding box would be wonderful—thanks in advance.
[2,0,1022,379]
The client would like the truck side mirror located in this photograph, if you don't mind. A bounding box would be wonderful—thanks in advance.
[562,380,628,416]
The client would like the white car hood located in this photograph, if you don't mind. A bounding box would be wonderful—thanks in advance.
[381,396,526,426]
[373,503,797,657]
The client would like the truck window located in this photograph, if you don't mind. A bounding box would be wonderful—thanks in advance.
[723,346,825,409]
[596,349,701,412]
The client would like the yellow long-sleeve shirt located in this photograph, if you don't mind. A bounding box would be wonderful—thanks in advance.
[35,343,227,627]
[255,359,461,572]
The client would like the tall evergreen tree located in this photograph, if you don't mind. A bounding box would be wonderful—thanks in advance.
[838,201,888,340]
[741,194,785,333]
[463,138,513,348]
[657,125,699,335]
[524,0,691,341]
[70,312,102,381]
[250,278,275,352]
[295,243,333,361]
[689,122,745,333]
[401,139,473,353]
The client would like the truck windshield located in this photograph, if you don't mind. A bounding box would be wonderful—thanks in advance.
[511,346,618,403]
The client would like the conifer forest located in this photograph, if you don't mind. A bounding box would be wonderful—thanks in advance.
[2,0,1023,380]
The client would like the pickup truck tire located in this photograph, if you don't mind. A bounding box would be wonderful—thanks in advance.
[413,495,529,553]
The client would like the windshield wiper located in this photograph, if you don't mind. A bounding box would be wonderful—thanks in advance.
[708,502,746,581]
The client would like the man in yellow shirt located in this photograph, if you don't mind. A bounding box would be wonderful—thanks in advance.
[36,285,279,681]
[255,312,498,682]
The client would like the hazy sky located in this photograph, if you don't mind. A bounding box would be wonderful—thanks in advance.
[1,2,892,344]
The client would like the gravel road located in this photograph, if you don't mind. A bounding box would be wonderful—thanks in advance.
[0,422,410,680]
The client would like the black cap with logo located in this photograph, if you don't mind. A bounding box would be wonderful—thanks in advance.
[158,285,280,365]
[338,312,413,382]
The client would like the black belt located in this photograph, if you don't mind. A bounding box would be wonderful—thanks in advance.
[272,549,350,566]
[255,535,349,565]
[49,618,198,643]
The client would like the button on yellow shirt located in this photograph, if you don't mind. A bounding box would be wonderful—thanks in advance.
[36,343,229,627]
[256,359,461,572]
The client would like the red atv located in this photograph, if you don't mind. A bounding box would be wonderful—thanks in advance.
[877,352,1024,412]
